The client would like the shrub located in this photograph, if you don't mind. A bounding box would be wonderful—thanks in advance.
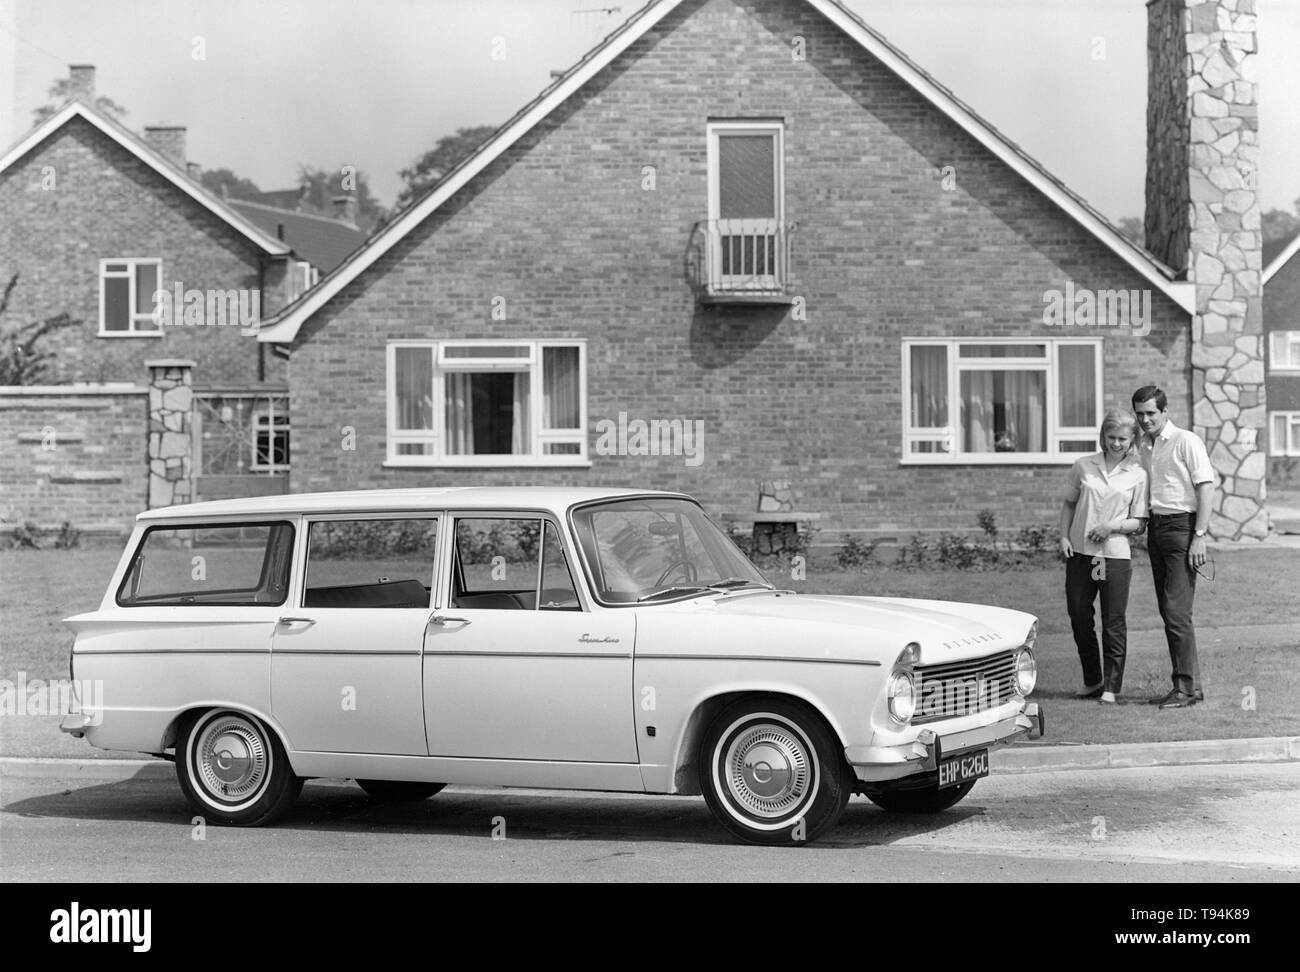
[52,521,81,550]
[835,534,879,570]
[10,521,41,549]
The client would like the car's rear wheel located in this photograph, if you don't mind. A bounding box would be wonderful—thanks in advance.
[866,780,976,814]
[355,780,445,801]
[176,709,302,826]
[699,698,852,845]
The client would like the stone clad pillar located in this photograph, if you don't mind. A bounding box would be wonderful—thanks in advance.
[1145,0,1267,539]
[146,359,195,509]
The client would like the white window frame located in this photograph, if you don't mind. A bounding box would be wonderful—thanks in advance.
[1270,411,1300,457]
[1269,331,1300,373]
[289,260,319,302]
[98,258,163,337]
[385,339,588,467]
[250,405,291,473]
[900,337,1104,465]
[707,120,785,290]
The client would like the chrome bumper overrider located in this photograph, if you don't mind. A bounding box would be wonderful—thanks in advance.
[845,703,1044,782]
[59,713,92,737]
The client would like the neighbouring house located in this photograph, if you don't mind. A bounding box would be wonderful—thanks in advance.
[225,196,368,296]
[251,0,1267,541]
[0,65,305,529]
[1262,237,1300,482]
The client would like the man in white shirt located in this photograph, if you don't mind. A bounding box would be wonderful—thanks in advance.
[1132,385,1215,709]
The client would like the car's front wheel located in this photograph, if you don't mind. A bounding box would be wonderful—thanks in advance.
[355,780,445,801]
[176,709,302,826]
[699,698,852,845]
[866,780,976,814]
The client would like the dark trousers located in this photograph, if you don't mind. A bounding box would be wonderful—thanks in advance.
[1148,513,1200,695]
[1065,553,1132,693]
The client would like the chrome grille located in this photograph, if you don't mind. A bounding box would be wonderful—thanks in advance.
[913,650,1017,724]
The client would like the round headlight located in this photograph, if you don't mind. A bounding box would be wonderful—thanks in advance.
[1014,648,1037,695]
[887,671,915,723]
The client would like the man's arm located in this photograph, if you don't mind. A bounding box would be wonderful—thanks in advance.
[1189,480,1213,568]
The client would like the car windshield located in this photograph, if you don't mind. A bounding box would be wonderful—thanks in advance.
[570,497,771,604]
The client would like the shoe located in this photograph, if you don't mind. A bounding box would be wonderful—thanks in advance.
[1099,691,1117,705]
[1149,689,1181,706]
[1194,689,1204,702]
[1074,683,1104,699]
[1158,691,1199,709]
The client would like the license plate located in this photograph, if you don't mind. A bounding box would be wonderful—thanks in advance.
[937,749,989,789]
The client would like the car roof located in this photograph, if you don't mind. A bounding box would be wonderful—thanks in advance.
[136,486,695,522]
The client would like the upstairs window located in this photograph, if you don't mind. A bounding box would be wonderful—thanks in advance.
[387,340,586,466]
[100,259,162,336]
[704,121,785,295]
[902,339,1102,463]
[1270,331,1300,372]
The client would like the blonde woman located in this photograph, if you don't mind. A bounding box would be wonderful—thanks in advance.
[1058,410,1149,704]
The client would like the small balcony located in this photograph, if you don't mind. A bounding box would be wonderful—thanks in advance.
[686,219,792,304]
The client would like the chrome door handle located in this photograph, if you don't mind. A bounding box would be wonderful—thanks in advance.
[277,617,315,626]
[429,614,471,626]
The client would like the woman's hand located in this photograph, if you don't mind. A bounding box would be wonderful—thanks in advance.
[1087,520,1118,543]
[1059,537,1074,558]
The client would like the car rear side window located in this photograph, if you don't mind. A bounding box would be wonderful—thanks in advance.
[303,518,438,609]
[117,522,295,607]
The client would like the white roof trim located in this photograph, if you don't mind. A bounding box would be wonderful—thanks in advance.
[0,102,291,256]
[1264,234,1300,285]
[804,0,1195,314]
[257,0,688,343]
[258,0,1195,344]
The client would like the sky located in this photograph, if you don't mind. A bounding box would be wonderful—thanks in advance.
[2,0,1298,223]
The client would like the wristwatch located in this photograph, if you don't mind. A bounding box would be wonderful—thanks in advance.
[1194,529,1207,537]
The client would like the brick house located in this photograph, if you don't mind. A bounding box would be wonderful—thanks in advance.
[1262,237,1300,477]
[258,0,1269,541]
[0,66,316,525]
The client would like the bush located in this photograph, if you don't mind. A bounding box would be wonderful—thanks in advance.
[52,521,81,550]
[835,534,879,570]
[10,521,41,549]
[1015,523,1056,556]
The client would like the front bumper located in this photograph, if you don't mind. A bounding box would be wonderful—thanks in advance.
[845,702,1043,783]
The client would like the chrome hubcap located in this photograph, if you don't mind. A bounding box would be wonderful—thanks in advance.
[195,715,268,802]
[723,723,811,818]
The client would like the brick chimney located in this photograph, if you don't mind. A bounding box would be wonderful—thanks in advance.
[331,194,358,225]
[143,125,186,169]
[68,64,95,103]
[1145,0,1266,540]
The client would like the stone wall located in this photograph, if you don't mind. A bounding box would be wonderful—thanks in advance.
[146,359,194,508]
[1146,0,1267,538]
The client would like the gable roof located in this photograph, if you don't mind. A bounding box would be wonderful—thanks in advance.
[227,199,368,273]
[0,101,291,257]
[257,0,1195,344]
[1264,233,1300,285]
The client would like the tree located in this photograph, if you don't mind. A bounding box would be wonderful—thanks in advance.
[0,274,79,385]
[33,78,127,126]
[200,168,263,200]
[1262,206,1300,248]
[391,125,498,215]
[1115,217,1144,248]
[296,164,385,228]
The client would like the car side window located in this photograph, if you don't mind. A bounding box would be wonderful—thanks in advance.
[303,518,438,609]
[116,522,294,607]
[451,517,580,610]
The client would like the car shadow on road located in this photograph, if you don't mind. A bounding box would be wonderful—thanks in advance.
[2,776,989,848]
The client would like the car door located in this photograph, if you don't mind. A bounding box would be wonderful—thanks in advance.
[270,514,439,755]
[422,513,637,763]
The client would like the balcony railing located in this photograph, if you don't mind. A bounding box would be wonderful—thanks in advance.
[686,219,791,303]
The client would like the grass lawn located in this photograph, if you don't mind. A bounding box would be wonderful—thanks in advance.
[1,545,1296,755]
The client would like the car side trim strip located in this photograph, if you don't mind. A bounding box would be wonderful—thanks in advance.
[635,653,881,666]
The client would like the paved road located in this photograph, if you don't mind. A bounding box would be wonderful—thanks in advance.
[2,761,1297,881]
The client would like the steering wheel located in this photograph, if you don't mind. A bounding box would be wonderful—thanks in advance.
[654,560,698,587]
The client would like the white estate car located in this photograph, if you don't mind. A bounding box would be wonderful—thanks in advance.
[62,487,1043,845]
